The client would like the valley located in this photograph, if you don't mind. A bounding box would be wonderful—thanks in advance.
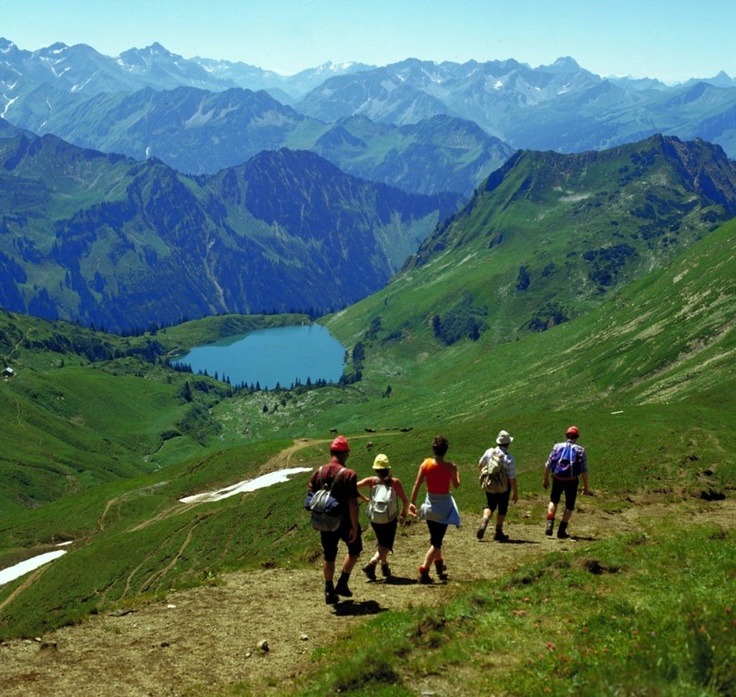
[1,34,736,696]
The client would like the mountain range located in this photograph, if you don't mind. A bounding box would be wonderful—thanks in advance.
[2,38,734,195]
[1,128,734,336]
[2,41,736,684]
[0,132,457,332]
[1,36,736,336]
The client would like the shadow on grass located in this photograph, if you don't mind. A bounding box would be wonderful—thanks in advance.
[383,575,418,586]
[333,599,385,616]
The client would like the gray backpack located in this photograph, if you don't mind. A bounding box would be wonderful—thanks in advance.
[368,480,398,524]
[305,467,344,531]
[479,448,509,494]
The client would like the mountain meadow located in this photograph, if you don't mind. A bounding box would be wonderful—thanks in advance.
[1,125,735,695]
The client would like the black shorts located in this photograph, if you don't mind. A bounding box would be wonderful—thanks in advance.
[371,518,399,551]
[321,522,363,562]
[550,477,579,511]
[427,520,448,549]
[484,488,511,516]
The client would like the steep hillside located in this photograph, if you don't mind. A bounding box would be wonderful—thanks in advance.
[0,134,457,331]
[324,136,736,357]
[1,214,735,652]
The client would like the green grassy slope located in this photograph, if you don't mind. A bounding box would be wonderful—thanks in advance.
[0,208,734,695]
[2,215,731,639]
[328,136,736,355]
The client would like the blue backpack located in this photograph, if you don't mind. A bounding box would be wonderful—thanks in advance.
[550,443,581,478]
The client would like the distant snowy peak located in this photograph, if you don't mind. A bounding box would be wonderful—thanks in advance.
[547,56,581,71]
[118,43,186,70]
[309,60,374,75]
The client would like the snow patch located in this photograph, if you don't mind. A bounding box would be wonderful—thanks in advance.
[179,467,312,504]
[1,95,17,118]
[0,550,67,586]
[71,76,93,93]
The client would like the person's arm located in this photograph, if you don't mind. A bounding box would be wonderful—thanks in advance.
[509,477,519,503]
[308,467,320,494]
[450,462,460,489]
[579,448,591,494]
[356,476,374,503]
[347,496,360,542]
[408,465,426,516]
[393,479,410,520]
[507,454,518,502]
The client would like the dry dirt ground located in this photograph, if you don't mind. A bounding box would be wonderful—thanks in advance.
[1,442,734,697]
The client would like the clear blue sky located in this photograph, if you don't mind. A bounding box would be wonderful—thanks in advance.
[4,0,734,83]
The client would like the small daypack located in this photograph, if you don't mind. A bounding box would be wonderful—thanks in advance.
[549,443,581,479]
[479,448,509,494]
[305,468,344,532]
[368,480,399,524]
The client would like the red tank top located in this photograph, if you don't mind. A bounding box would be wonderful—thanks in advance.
[422,458,453,494]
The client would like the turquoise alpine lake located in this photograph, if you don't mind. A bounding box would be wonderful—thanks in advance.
[172,324,345,389]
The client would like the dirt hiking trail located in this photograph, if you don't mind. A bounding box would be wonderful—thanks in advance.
[1,439,733,697]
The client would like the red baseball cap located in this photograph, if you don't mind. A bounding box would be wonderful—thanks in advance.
[330,435,350,452]
[566,426,580,438]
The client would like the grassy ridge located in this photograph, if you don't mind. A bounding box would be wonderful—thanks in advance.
[291,523,736,696]
[0,214,735,692]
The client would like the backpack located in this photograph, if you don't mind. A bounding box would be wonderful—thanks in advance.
[368,480,398,524]
[479,448,509,494]
[549,443,581,479]
[304,468,344,532]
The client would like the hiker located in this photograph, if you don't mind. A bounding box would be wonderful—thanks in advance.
[408,435,461,583]
[307,435,363,604]
[357,453,410,582]
[476,429,519,542]
[543,425,590,539]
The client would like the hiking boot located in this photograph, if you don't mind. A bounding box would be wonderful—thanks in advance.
[362,563,377,582]
[434,561,448,581]
[418,566,433,584]
[494,529,509,542]
[335,578,353,597]
[476,524,487,540]
[545,518,555,536]
[380,563,392,579]
[325,582,338,605]
[557,522,570,539]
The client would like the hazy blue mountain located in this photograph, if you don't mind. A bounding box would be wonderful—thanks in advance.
[0,117,25,137]
[5,84,510,195]
[0,133,458,331]
[8,84,319,173]
[313,114,514,195]
[190,57,375,100]
[0,37,373,107]
[295,57,736,157]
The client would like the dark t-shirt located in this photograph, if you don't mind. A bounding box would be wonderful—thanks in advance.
[308,459,359,515]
